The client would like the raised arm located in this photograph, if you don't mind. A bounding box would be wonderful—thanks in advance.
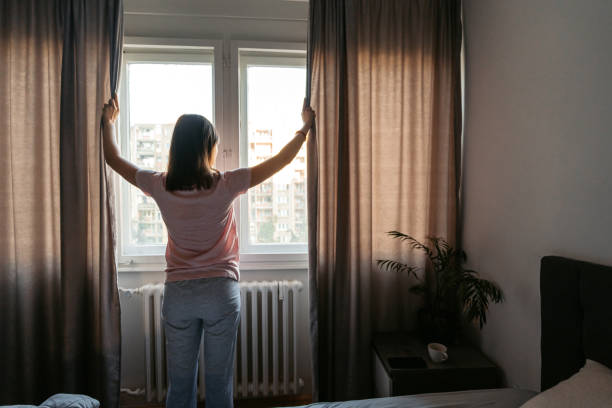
[102,96,139,186]
[249,105,315,188]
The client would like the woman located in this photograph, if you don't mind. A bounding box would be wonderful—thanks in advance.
[102,96,314,408]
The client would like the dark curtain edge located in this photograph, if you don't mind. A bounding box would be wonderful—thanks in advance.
[102,1,123,407]
[454,0,465,252]
[306,0,320,402]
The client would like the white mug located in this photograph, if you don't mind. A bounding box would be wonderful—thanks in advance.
[427,342,448,363]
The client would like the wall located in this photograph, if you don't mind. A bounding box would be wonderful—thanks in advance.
[119,0,311,396]
[124,0,307,42]
[462,0,612,391]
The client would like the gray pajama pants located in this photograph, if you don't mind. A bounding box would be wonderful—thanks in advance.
[162,276,241,408]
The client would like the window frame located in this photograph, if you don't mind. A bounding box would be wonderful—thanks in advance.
[116,38,309,271]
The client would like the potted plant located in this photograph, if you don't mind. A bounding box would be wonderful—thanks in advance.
[377,231,503,343]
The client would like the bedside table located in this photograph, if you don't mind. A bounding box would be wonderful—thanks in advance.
[373,332,501,397]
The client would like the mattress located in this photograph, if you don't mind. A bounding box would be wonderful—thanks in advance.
[281,388,537,408]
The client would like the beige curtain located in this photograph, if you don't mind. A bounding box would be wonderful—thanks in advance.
[0,0,63,400]
[0,0,123,406]
[307,0,463,401]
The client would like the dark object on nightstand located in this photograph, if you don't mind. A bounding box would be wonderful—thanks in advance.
[373,332,502,397]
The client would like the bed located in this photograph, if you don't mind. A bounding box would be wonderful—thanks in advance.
[283,255,612,408]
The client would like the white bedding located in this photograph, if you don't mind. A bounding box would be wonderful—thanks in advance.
[280,388,537,408]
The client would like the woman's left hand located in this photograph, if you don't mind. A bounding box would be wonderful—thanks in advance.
[102,95,120,125]
[301,103,315,130]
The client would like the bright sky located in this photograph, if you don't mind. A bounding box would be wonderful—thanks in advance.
[128,62,306,139]
[247,65,306,148]
[128,63,214,124]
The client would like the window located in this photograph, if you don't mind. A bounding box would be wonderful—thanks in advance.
[117,40,307,267]
[238,52,307,254]
[119,50,214,257]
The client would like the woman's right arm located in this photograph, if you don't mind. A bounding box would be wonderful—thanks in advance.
[249,105,315,188]
[102,96,140,187]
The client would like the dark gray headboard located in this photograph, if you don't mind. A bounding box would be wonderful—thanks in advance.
[540,256,612,390]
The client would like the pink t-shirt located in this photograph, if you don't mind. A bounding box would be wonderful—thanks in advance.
[135,168,251,282]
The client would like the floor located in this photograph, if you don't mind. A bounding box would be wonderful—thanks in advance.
[120,392,312,408]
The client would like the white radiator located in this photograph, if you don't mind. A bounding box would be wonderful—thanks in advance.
[120,280,304,402]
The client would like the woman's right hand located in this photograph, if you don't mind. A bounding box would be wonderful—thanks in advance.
[102,95,120,125]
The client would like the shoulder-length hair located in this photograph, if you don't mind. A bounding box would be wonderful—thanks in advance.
[165,114,219,191]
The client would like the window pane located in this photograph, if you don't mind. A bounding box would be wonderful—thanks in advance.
[127,62,213,247]
[246,65,307,245]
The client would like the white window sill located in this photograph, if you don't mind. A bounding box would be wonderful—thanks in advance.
[117,253,308,273]
[241,252,308,270]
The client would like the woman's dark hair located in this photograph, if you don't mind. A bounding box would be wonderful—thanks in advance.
[165,114,219,191]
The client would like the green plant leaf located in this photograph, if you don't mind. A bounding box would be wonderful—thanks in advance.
[386,231,433,258]
[460,275,504,328]
[376,259,419,277]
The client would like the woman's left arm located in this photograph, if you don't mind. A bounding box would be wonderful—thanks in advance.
[102,96,139,186]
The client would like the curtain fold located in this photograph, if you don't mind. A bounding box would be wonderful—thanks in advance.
[307,0,463,401]
[1,1,123,406]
